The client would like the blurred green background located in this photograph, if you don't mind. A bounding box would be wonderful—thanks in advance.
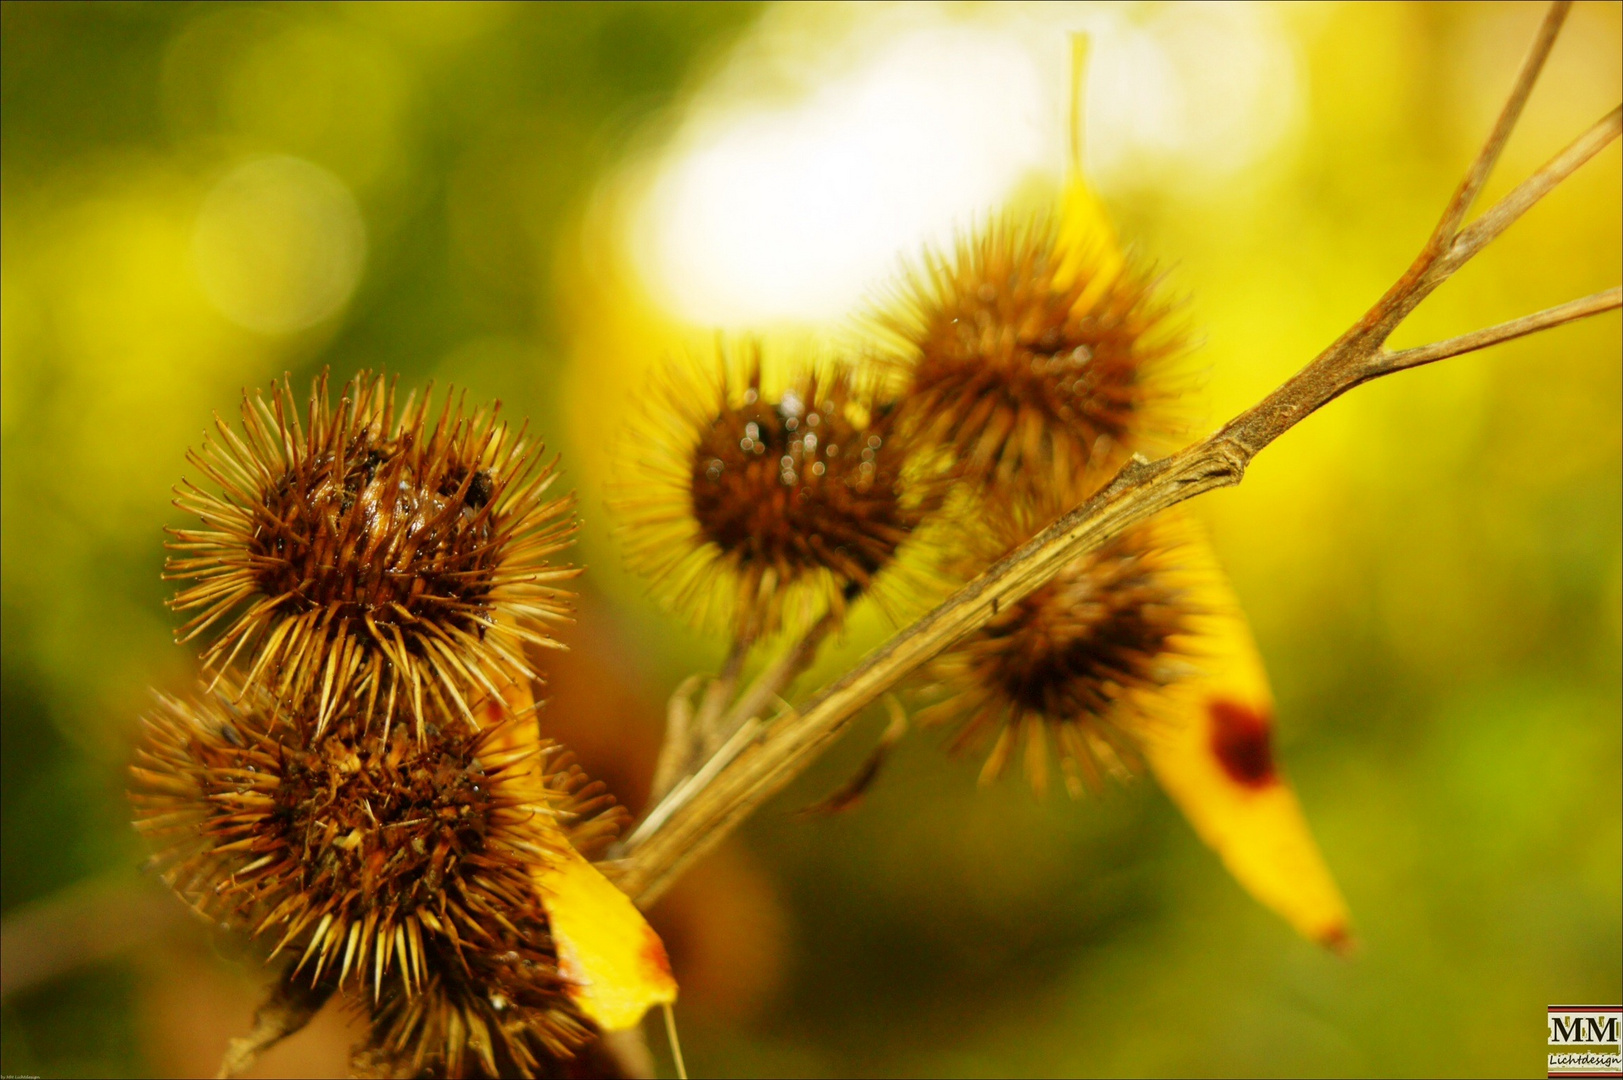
[1,2,1618,1078]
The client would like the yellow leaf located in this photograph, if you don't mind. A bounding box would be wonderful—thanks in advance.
[535,843,678,1031]
[1050,34,1123,305]
[1050,177,1124,305]
[1140,515,1352,950]
[475,672,679,1029]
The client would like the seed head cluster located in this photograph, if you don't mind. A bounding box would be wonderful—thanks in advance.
[129,42,1313,1075]
[133,679,622,1073]
[857,191,1204,796]
[134,371,638,1076]
[604,171,1205,803]
[602,175,1210,806]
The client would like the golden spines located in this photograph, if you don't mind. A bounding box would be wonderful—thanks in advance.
[873,204,1184,508]
[143,370,681,1074]
[167,370,578,738]
[610,343,945,638]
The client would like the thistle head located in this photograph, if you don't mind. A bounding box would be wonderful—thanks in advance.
[130,685,627,1072]
[353,922,589,1079]
[920,509,1199,798]
[166,371,578,736]
[877,202,1185,506]
[611,345,940,637]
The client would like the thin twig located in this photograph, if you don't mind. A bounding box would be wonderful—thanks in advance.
[647,673,704,805]
[796,695,911,817]
[715,610,840,740]
[696,633,752,757]
[1318,4,1594,360]
[217,971,335,1078]
[1451,105,1622,265]
[1216,99,1618,460]
[1432,1,1569,241]
[1378,288,1622,375]
[622,715,765,850]
[608,2,1620,908]
[621,611,839,851]
[647,634,755,809]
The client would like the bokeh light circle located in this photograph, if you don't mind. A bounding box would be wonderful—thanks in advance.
[192,155,366,335]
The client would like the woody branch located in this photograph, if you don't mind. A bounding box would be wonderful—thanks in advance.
[609,0,1620,907]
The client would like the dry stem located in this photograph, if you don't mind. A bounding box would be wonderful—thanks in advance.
[696,633,752,756]
[610,0,1619,907]
[217,970,335,1078]
[648,674,705,805]
[716,611,839,741]
[629,612,838,839]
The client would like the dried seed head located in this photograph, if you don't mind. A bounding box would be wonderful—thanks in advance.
[877,207,1185,505]
[919,511,1200,798]
[130,685,626,1068]
[353,926,589,1079]
[167,371,578,736]
[611,346,940,637]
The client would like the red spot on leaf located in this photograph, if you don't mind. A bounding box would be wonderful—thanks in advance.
[643,926,674,980]
[1319,922,1356,957]
[1209,699,1277,789]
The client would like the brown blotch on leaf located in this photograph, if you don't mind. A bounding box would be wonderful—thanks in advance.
[1208,698,1277,789]
[640,927,674,980]
[1318,921,1356,958]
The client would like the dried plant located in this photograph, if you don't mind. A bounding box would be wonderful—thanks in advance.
[916,508,1198,798]
[134,4,1616,1077]
[609,344,940,643]
[874,186,1186,506]
[167,371,578,737]
[604,2,1620,915]
[142,372,676,1078]
[130,674,660,1076]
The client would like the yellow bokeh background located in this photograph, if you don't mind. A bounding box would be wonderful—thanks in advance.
[1,3,1617,1077]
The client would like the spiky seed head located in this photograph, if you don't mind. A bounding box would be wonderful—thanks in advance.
[130,684,626,1067]
[919,511,1199,798]
[876,211,1184,506]
[166,370,578,736]
[610,346,940,638]
[352,910,591,1080]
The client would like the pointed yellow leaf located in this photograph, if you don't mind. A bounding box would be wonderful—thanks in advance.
[473,670,679,1030]
[1051,33,1124,305]
[1051,176,1124,305]
[535,843,678,1031]
[1140,514,1352,950]
[475,674,551,804]
[470,665,678,1026]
